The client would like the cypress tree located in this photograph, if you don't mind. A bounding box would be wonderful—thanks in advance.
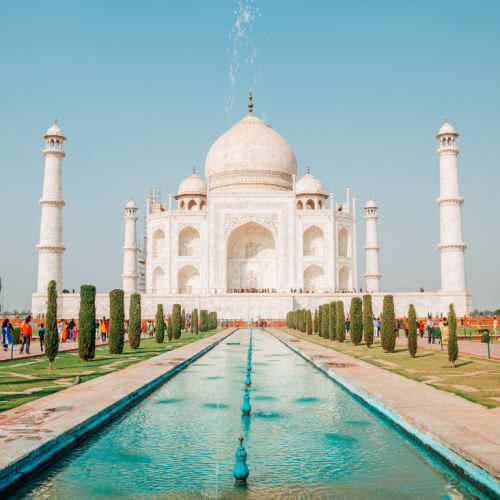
[181,308,186,331]
[408,304,417,358]
[322,303,330,339]
[350,297,363,345]
[313,308,318,333]
[318,305,323,335]
[45,280,58,370]
[448,303,458,368]
[306,310,312,335]
[297,310,301,331]
[200,310,207,332]
[193,309,199,334]
[167,317,173,341]
[362,294,374,348]
[78,285,96,361]
[172,304,181,339]
[190,311,194,333]
[215,311,218,330]
[128,294,141,349]
[329,302,337,340]
[301,310,307,332]
[381,295,396,353]
[293,310,298,330]
[109,289,125,354]
[156,304,165,343]
[336,301,346,342]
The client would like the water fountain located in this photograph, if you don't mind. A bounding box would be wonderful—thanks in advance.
[245,368,251,386]
[241,387,251,416]
[233,436,249,484]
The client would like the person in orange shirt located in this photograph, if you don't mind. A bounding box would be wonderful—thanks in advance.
[19,317,32,355]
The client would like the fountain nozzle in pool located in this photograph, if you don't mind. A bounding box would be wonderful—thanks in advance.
[233,436,249,484]
[245,369,252,386]
[246,358,252,371]
[241,387,251,415]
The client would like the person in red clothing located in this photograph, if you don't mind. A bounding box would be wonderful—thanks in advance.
[19,317,32,354]
[418,321,424,338]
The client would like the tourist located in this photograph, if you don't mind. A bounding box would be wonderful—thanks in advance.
[346,316,350,336]
[100,319,106,341]
[493,317,498,336]
[419,320,424,338]
[477,320,483,335]
[72,323,78,341]
[1,319,13,351]
[58,320,64,342]
[38,323,45,351]
[19,317,32,354]
[105,319,109,339]
[95,319,100,338]
[405,318,409,338]
[68,318,76,338]
[373,317,378,337]
[428,318,435,344]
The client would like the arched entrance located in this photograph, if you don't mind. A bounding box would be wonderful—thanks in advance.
[178,265,200,293]
[304,264,324,292]
[226,221,276,291]
[152,266,164,294]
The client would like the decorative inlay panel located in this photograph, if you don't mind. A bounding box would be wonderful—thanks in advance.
[177,222,201,231]
[302,260,326,271]
[225,214,278,237]
[177,261,201,272]
[210,170,292,190]
[302,221,325,233]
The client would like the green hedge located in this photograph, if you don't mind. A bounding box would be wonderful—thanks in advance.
[172,304,181,339]
[129,294,141,349]
[109,289,125,354]
[78,285,96,361]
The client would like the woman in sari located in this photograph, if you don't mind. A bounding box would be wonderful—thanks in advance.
[2,319,13,351]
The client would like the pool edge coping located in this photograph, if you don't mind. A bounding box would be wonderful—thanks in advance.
[267,328,500,500]
[0,328,237,496]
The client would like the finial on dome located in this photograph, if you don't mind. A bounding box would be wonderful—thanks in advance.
[55,118,57,125]
[307,165,310,174]
[445,116,448,123]
[193,165,195,174]
[248,90,253,114]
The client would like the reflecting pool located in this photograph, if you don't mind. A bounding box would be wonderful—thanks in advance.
[12,329,488,499]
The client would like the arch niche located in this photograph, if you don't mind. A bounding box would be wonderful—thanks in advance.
[226,221,276,291]
[178,265,200,293]
[152,266,164,294]
[338,228,351,258]
[179,226,200,256]
[303,226,324,256]
[303,264,324,292]
[339,265,350,291]
[152,229,165,258]
[187,200,197,210]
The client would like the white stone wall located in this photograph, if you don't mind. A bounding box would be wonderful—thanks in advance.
[32,291,472,319]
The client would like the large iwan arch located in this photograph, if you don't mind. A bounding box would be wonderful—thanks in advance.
[339,265,350,291]
[338,228,351,258]
[226,221,276,291]
[152,266,164,294]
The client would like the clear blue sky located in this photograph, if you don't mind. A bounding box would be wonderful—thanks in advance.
[1,0,499,311]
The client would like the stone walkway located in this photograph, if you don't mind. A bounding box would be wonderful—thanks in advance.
[269,328,500,496]
[393,335,500,360]
[0,328,235,494]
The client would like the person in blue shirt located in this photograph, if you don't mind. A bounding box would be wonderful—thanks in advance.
[38,323,45,352]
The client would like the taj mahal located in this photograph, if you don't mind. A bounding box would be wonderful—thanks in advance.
[31,93,472,319]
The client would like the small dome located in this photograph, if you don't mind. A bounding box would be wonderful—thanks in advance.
[126,198,137,209]
[365,198,377,209]
[295,172,325,196]
[177,173,207,197]
[436,117,458,137]
[44,119,66,140]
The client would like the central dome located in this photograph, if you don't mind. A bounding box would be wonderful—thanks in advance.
[205,102,297,192]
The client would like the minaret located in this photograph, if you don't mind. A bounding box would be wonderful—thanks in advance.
[37,119,66,293]
[364,198,381,292]
[122,198,138,293]
[436,118,467,292]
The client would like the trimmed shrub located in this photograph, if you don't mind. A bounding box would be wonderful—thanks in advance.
[172,304,181,339]
[78,285,96,361]
[318,305,323,336]
[200,310,208,332]
[362,295,374,348]
[408,304,417,358]
[329,302,337,341]
[193,309,199,334]
[306,310,312,335]
[45,280,59,369]
[336,301,345,342]
[156,304,165,343]
[350,297,363,345]
[12,328,21,345]
[481,332,489,343]
[182,308,186,332]
[448,303,458,368]
[302,309,308,333]
[381,295,396,353]
[109,289,125,354]
[314,308,319,334]
[129,294,141,349]
[322,303,329,339]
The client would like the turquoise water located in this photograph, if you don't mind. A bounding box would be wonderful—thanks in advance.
[11,329,488,499]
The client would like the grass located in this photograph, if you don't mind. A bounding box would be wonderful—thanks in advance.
[0,329,221,413]
[279,328,500,409]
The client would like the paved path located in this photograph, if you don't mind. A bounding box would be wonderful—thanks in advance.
[270,328,500,495]
[0,328,236,494]
[392,335,500,360]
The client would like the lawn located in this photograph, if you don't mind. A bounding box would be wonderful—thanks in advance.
[0,329,221,413]
[279,328,500,409]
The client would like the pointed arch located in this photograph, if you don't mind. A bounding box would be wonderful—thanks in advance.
[303,226,324,256]
[152,266,164,294]
[178,265,200,293]
[303,264,324,292]
[339,265,349,291]
[338,228,351,258]
[187,199,197,210]
[179,226,200,256]
[152,229,165,258]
